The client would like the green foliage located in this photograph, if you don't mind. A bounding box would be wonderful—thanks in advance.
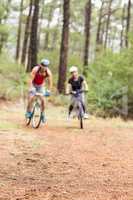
[39,50,59,72]
[0,54,27,100]
[0,4,5,20]
[0,24,9,37]
[87,47,133,117]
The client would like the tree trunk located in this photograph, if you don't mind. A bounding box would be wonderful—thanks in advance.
[0,0,12,54]
[57,0,70,93]
[44,4,54,50]
[125,0,131,48]
[38,0,45,49]
[83,0,92,67]
[120,5,126,49]
[15,0,24,60]
[0,36,6,54]
[96,0,104,45]
[51,28,58,50]
[104,0,113,49]
[27,0,40,72]
[21,0,33,65]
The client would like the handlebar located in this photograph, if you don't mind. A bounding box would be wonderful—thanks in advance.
[71,90,87,95]
[35,92,51,97]
[35,93,44,96]
[66,90,88,96]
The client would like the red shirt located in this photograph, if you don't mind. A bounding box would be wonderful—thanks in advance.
[33,66,48,86]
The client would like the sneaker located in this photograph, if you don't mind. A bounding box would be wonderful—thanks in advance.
[67,109,74,120]
[41,113,46,123]
[67,114,70,121]
[84,113,89,119]
[25,111,32,119]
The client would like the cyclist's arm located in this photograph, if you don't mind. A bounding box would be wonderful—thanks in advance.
[28,66,38,88]
[47,68,53,91]
[82,80,88,91]
[66,83,72,94]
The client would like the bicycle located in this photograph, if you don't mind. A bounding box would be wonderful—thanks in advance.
[26,92,50,129]
[67,90,86,129]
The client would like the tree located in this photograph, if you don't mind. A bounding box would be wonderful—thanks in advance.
[27,0,40,72]
[21,0,33,65]
[125,0,131,48]
[15,0,24,60]
[120,5,126,49]
[44,3,55,50]
[57,0,70,93]
[104,0,113,48]
[83,0,92,67]
[38,0,45,49]
[96,0,104,46]
[0,0,12,54]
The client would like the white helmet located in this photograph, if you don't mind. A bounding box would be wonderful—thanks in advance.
[69,66,78,73]
[41,59,50,67]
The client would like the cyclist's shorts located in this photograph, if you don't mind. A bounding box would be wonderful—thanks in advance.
[29,84,45,97]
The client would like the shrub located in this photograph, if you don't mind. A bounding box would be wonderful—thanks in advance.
[0,54,27,100]
[87,47,133,117]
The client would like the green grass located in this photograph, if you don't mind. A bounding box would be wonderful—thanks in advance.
[0,53,28,100]
[0,120,20,130]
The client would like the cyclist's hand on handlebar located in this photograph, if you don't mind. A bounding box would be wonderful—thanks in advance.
[44,90,51,97]
[29,87,35,92]
[65,91,76,95]
[71,91,77,95]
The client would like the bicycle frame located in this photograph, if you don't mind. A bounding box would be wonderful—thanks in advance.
[67,90,85,129]
[32,93,44,107]
[71,94,84,118]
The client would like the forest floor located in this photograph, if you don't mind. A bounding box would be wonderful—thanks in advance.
[0,101,133,200]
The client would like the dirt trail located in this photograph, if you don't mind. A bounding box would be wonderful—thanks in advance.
[0,102,133,200]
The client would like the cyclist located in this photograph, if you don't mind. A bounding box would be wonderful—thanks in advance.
[66,66,89,119]
[25,59,52,122]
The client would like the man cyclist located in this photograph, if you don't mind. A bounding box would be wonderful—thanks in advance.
[25,59,52,122]
[66,66,89,119]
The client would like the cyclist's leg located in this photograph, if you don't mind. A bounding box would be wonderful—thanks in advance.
[77,94,85,113]
[36,86,46,112]
[40,96,45,112]
[27,96,34,112]
[26,87,36,117]
[69,105,73,115]
[37,87,46,122]
[68,95,75,115]
[80,93,89,118]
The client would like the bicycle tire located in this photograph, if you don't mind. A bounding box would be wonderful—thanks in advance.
[26,117,32,126]
[79,113,83,129]
[32,103,42,129]
[78,102,84,129]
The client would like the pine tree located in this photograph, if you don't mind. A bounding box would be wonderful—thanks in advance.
[27,0,40,72]
[57,0,70,93]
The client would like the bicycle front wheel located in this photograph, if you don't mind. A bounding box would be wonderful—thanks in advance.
[32,102,42,129]
[79,113,83,129]
[78,103,84,129]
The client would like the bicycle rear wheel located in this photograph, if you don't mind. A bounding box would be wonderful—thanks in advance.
[32,102,42,129]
